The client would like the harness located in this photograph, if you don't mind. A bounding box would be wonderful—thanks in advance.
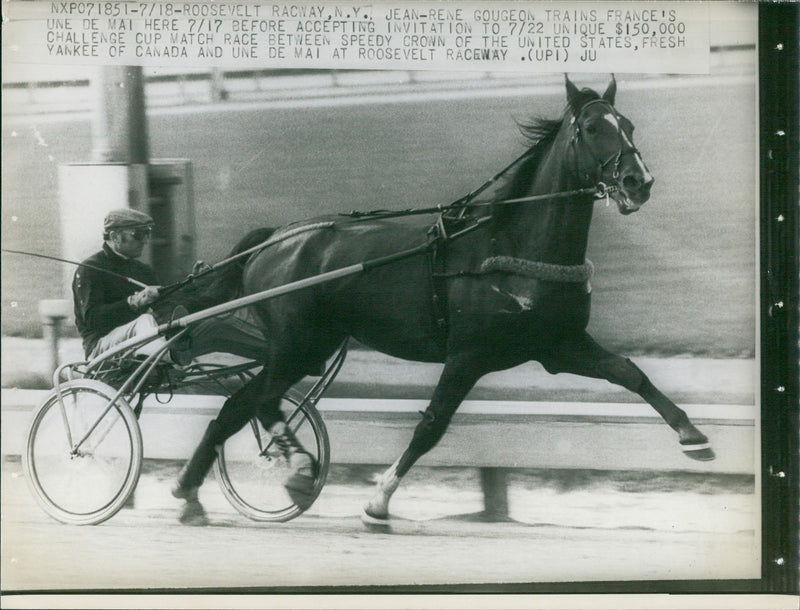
[421,97,641,332]
[139,96,640,335]
[425,214,597,331]
[427,217,450,329]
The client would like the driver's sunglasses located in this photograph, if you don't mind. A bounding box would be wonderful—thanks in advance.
[123,227,152,241]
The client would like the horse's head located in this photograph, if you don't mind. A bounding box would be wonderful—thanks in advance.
[565,75,654,215]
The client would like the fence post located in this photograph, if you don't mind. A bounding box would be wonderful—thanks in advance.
[210,69,227,102]
[479,467,511,521]
[38,300,72,375]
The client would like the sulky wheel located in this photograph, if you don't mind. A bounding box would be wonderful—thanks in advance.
[214,388,330,522]
[23,379,143,525]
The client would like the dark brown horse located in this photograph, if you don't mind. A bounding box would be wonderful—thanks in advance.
[163,75,715,525]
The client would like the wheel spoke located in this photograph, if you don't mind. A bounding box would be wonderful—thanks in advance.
[215,390,329,522]
[24,380,142,525]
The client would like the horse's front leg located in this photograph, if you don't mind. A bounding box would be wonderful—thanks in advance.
[363,354,484,524]
[541,332,715,461]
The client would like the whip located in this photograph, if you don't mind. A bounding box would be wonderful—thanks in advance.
[2,249,149,288]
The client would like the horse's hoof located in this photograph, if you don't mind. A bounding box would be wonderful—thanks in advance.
[361,508,391,531]
[171,483,199,502]
[285,472,316,511]
[179,500,209,526]
[284,452,318,511]
[681,442,716,462]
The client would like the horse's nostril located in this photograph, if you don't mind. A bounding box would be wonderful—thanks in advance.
[622,175,641,190]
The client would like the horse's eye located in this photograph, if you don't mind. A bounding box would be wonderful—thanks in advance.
[585,124,598,135]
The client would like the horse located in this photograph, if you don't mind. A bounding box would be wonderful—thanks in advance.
[158,75,715,525]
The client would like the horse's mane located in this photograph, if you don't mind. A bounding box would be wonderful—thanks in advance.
[516,116,563,149]
[516,87,602,148]
[152,227,276,317]
[509,87,604,191]
[487,88,603,233]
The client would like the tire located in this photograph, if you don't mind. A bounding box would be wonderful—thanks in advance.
[214,388,330,522]
[23,379,143,525]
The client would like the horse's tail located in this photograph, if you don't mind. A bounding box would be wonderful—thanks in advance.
[154,227,277,316]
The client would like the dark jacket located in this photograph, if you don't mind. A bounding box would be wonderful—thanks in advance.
[72,243,159,356]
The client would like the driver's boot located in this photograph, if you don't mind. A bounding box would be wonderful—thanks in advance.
[171,420,222,525]
[269,420,318,511]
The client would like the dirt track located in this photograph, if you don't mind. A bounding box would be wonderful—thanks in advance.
[2,457,758,591]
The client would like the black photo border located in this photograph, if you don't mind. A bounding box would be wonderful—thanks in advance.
[1,1,797,605]
[757,0,799,596]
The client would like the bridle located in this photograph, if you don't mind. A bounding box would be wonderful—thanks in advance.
[569,98,643,191]
[344,97,647,224]
[457,98,643,214]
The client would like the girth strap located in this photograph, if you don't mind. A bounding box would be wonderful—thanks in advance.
[425,214,595,329]
[427,217,450,331]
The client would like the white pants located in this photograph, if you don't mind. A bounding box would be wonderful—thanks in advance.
[89,313,168,360]
[89,310,268,362]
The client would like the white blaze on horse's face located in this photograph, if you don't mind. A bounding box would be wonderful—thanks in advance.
[604,110,652,213]
[580,104,654,214]
[566,75,654,215]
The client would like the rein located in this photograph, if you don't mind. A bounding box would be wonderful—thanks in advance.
[341,107,625,224]
[144,97,630,298]
[341,184,611,222]
[155,221,335,299]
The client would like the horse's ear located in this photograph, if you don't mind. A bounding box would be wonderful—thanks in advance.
[602,74,617,105]
[565,74,580,105]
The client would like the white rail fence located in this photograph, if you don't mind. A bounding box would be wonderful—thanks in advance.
[1,388,754,472]
[2,388,756,519]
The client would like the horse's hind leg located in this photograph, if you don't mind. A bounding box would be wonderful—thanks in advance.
[173,351,317,521]
[172,369,271,524]
[541,332,715,461]
[363,354,483,523]
[252,358,321,511]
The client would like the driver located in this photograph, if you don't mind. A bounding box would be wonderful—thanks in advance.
[74,208,315,526]
[73,208,267,364]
